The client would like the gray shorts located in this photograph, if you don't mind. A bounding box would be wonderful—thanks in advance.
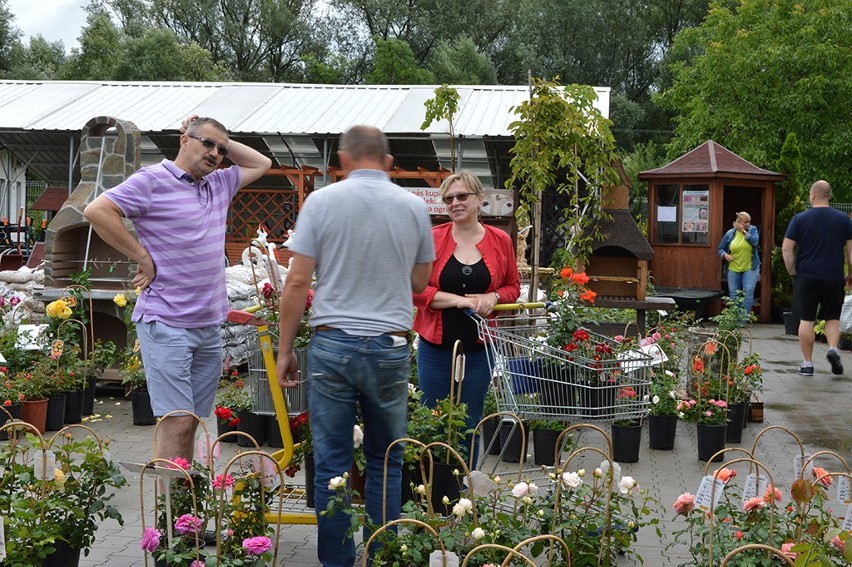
[136,320,223,418]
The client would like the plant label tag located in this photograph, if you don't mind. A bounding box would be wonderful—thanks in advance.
[600,460,622,485]
[741,473,768,504]
[836,476,851,504]
[430,550,459,567]
[842,504,852,531]
[0,516,6,561]
[102,450,111,464]
[33,450,56,481]
[0,515,6,561]
[695,475,725,513]
[793,453,813,483]
[256,455,280,490]
[196,435,217,467]
[467,470,498,497]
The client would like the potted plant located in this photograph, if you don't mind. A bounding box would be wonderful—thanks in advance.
[284,410,313,506]
[611,385,643,463]
[529,419,568,466]
[0,430,127,566]
[82,339,119,417]
[676,392,729,462]
[121,349,155,426]
[13,362,53,433]
[647,369,680,450]
[214,377,255,444]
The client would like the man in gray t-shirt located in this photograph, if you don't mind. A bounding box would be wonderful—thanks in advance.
[276,125,434,567]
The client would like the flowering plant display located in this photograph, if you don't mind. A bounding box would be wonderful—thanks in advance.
[405,393,470,464]
[613,385,642,426]
[669,466,852,566]
[547,266,598,351]
[0,431,127,564]
[676,396,729,426]
[1,365,23,407]
[284,410,311,477]
[215,376,254,417]
[647,369,680,416]
[642,310,695,375]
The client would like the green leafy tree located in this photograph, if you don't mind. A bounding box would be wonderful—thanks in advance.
[365,37,434,84]
[771,132,805,308]
[506,78,620,268]
[113,29,229,81]
[0,0,21,74]
[428,36,496,85]
[421,85,460,171]
[61,8,123,79]
[4,36,68,80]
[658,0,852,199]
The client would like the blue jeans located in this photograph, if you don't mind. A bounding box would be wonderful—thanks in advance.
[308,330,410,567]
[417,340,492,467]
[727,268,759,317]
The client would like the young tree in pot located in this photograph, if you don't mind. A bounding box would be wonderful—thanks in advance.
[647,369,680,450]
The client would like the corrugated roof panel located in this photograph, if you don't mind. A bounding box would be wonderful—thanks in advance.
[193,84,282,131]
[30,83,224,131]
[0,83,99,129]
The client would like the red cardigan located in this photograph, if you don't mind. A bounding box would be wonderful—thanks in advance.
[413,222,521,344]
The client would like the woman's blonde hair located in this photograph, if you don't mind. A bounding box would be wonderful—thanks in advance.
[736,211,751,223]
[439,170,484,198]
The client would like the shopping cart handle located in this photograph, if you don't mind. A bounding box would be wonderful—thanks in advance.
[463,301,551,317]
[227,308,266,326]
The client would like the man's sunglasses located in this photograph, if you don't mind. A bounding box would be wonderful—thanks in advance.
[187,134,229,157]
[441,192,475,205]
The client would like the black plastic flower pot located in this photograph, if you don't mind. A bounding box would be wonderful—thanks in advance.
[499,421,527,464]
[45,394,66,431]
[697,423,726,462]
[648,414,677,450]
[131,391,156,426]
[532,428,561,466]
[611,422,642,463]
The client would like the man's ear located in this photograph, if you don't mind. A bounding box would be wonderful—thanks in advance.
[384,154,394,172]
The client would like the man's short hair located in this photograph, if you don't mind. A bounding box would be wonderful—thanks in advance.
[187,117,229,137]
[811,180,832,200]
[339,125,389,162]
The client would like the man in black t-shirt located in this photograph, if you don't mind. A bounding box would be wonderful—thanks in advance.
[782,180,852,376]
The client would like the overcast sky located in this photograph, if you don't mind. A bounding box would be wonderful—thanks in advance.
[8,0,88,52]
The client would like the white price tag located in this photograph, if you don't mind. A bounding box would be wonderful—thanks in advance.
[256,456,279,490]
[842,504,852,531]
[793,453,813,483]
[430,550,459,567]
[695,474,725,513]
[600,460,622,485]
[0,515,6,561]
[836,476,851,505]
[33,450,56,481]
[741,473,768,506]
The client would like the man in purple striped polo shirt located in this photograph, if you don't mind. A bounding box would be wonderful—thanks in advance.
[85,115,271,462]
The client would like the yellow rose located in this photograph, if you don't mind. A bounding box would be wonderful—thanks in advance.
[46,299,72,320]
[53,468,66,487]
[113,293,127,308]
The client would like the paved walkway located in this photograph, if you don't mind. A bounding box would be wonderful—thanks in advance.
[63,323,852,566]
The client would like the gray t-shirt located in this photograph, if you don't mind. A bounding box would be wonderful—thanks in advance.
[287,169,435,335]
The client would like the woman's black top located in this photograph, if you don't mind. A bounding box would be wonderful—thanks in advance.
[425,254,490,352]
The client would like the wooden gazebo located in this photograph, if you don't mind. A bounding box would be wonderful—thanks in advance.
[639,141,786,322]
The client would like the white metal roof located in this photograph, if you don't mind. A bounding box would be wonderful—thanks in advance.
[0,80,609,135]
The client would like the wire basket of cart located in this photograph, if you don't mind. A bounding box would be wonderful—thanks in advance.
[472,304,655,421]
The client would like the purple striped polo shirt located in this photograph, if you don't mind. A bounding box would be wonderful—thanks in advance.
[104,159,242,328]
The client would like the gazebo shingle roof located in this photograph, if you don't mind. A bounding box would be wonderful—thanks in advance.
[639,140,785,180]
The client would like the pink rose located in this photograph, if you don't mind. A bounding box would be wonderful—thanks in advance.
[781,542,797,559]
[175,514,203,536]
[673,492,695,515]
[213,473,235,490]
[169,456,190,470]
[140,527,161,552]
[243,536,272,556]
[743,496,765,512]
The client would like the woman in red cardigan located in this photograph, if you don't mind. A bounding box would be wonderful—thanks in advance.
[413,171,520,466]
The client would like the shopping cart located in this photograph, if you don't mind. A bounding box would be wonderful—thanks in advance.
[226,306,316,525]
[472,304,654,422]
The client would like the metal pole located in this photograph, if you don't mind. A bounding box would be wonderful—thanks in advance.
[83,135,107,271]
[527,69,541,302]
[67,135,75,196]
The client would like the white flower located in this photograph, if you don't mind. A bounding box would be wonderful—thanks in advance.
[669,390,677,399]
[562,472,582,489]
[522,496,533,505]
[577,469,585,477]
[618,475,638,494]
[471,527,485,540]
[527,482,539,496]
[452,502,467,517]
[652,395,660,405]
[352,425,363,448]
[458,498,473,512]
[415,484,427,495]
[593,468,603,478]
[328,476,346,490]
[512,481,530,498]
[643,394,649,401]
[400,544,408,553]
[665,370,676,378]
[678,412,685,419]
[442,495,450,505]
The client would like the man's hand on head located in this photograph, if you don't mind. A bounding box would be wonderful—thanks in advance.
[179,115,199,135]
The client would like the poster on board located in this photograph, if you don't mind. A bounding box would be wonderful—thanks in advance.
[682,190,709,233]
[407,187,515,217]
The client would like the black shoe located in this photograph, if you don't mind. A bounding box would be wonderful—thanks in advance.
[797,364,814,376]
[827,350,843,375]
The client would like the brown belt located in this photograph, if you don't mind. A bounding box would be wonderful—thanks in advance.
[314,325,410,339]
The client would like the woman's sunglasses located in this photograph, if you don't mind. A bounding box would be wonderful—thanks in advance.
[441,192,475,205]
[187,134,229,157]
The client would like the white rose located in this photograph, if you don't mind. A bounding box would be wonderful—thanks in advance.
[562,472,582,489]
[452,502,467,517]
[522,496,533,505]
[512,481,530,498]
[328,476,346,490]
[442,495,450,505]
[652,395,660,405]
[352,425,364,448]
[416,484,427,495]
[471,527,485,540]
[577,469,585,477]
[527,482,539,496]
[618,475,638,494]
[459,498,473,512]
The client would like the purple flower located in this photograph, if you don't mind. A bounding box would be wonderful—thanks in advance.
[9,296,19,306]
[175,514,203,536]
[243,536,272,555]
[0,297,5,307]
[190,561,205,567]
[140,527,161,552]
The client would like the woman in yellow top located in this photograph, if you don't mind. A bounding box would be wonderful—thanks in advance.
[718,211,760,319]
